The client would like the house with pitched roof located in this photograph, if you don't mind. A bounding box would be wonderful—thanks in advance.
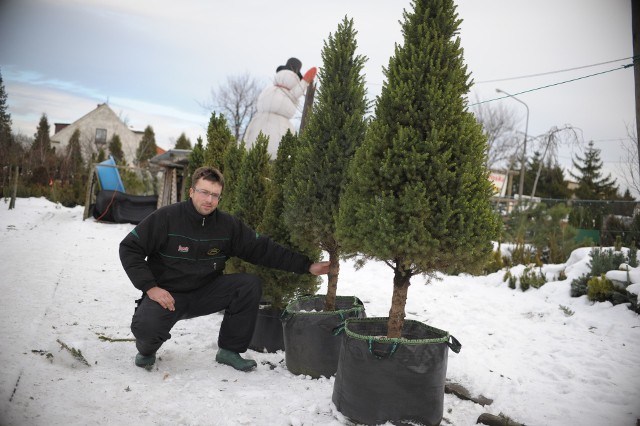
[51,103,145,166]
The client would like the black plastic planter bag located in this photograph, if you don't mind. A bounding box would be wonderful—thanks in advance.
[332,317,462,426]
[282,295,366,378]
[249,304,285,353]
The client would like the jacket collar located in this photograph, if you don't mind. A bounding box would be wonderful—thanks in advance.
[185,198,216,226]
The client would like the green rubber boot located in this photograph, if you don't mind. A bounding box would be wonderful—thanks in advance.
[135,352,156,369]
[215,348,257,372]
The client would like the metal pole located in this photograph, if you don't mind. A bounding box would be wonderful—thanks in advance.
[632,0,640,182]
[496,88,530,203]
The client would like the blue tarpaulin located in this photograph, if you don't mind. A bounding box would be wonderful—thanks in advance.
[96,156,125,192]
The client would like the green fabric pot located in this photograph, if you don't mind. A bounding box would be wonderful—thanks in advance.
[282,295,366,378]
[332,317,461,426]
[249,303,285,353]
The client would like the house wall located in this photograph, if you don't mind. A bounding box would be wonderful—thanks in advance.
[51,103,142,166]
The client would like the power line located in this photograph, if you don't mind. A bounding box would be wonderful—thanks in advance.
[469,62,634,107]
[474,56,636,84]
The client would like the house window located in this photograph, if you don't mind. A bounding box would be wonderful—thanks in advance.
[95,128,107,145]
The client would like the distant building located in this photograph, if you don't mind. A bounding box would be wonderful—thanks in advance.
[51,103,144,166]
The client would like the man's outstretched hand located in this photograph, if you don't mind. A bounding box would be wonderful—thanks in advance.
[309,261,331,276]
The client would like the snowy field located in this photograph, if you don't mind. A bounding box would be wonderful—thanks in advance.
[0,197,639,426]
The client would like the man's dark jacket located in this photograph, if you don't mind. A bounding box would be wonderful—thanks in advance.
[119,199,312,293]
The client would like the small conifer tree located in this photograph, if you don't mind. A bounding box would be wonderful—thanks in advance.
[220,139,246,214]
[233,134,271,227]
[135,126,158,166]
[255,130,320,309]
[204,112,234,171]
[284,16,368,311]
[225,134,270,274]
[174,132,192,149]
[338,0,499,337]
[65,129,84,179]
[184,136,205,198]
[108,134,126,165]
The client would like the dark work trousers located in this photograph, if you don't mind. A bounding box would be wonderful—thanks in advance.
[131,273,262,356]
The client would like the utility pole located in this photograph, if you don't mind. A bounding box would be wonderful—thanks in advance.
[633,0,640,176]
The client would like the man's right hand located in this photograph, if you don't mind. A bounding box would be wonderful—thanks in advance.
[146,287,175,311]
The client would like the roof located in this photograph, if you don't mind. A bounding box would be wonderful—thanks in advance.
[149,149,191,168]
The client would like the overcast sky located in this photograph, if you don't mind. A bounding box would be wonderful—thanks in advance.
[0,0,635,191]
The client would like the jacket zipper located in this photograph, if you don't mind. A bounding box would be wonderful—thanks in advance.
[202,217,205,227]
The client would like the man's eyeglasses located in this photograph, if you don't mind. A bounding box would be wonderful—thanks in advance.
[193,188,222,201]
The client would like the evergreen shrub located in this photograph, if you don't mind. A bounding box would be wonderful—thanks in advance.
[587,275,613,303]
[519,266,546,291]
[589,248,626,277]
[570,274,590,298]
[484,249,504,274]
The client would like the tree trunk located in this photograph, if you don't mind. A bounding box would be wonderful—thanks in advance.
[299,81,316,133]
[9,165,18,210]
[324,248,340,311]
[387,266,412,338]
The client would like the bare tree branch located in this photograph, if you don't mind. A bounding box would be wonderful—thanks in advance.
[201,73,261,142]
[622,125,640,196]
[471,97,519,170]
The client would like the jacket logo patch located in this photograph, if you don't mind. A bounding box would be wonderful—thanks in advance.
[207,248,220,256]
[178,245,190,253]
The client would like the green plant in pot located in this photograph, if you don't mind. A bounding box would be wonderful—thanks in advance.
[249,131,321,353]
[282,17,369,378]
[335,0,499,424]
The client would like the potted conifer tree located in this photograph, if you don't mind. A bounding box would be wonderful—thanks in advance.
[334,1,499,424]
[282,17,369,378]
[249,131,321,353]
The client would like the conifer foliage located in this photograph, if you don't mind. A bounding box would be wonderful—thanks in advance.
[184,136,205,197]
[225,134,270,274]
[220,139,246,214]
[29,114,55,185]
[338,0,499,337]
[135,126,158,166]
[570,141,619,200]
[232,133,271,228]
[0,68,18,166]
[255,130,320,309]
[108,134,126,165]
[204,112,234,171]
[284,16,368,311]
[174,132,192,150]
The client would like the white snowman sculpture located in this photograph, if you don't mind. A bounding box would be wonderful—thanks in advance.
[244,57,317,158]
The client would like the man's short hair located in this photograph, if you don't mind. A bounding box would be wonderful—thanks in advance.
[192,166,224,190]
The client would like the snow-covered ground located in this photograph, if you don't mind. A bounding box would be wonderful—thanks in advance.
[1,198,639,426]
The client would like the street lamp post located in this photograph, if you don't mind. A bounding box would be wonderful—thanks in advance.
[496,88,529,204]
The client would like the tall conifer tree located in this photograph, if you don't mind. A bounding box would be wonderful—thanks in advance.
[570,141,619,199]
[338,0,499,337]
[63,128,86,203]
[284,17,368,311]
[65,129,84,179]
[568,141,619,230]
[31,113,52,164]
[0,68,17,165]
